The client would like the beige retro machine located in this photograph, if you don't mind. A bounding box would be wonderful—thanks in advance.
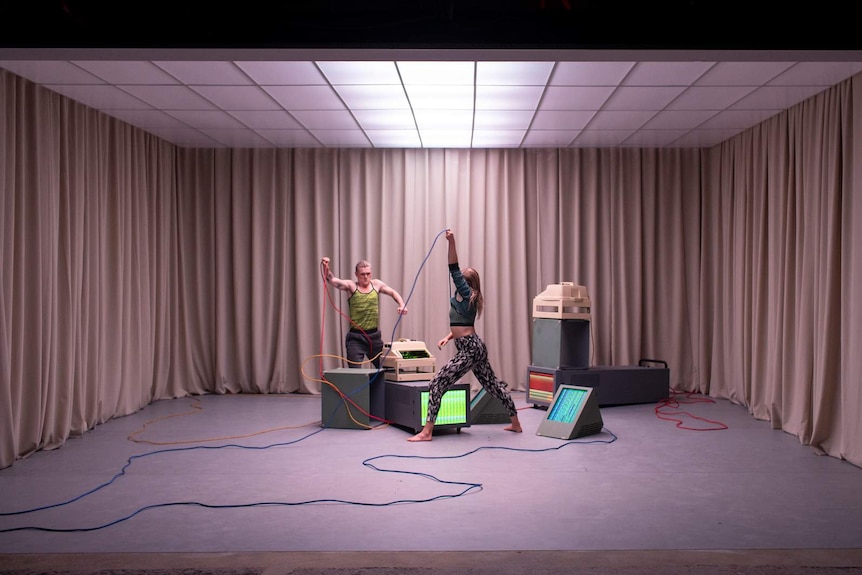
[532,282,592,320]
[382,338,437,381]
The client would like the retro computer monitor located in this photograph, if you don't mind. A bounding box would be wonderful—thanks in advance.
[535,384,603,440]
[385,380,471,434]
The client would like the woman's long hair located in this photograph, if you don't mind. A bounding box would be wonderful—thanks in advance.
[462,267,484,318]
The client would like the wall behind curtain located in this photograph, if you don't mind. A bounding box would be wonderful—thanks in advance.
[2,68,860,470]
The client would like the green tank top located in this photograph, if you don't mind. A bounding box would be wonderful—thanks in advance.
[349,287,379,330]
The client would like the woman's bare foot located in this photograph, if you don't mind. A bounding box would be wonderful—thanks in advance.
[504,415,523,433]
[408,432,432,442]
[408,422,435,442]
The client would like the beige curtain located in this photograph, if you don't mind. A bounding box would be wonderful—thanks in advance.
[699,76,862,462]
[1,68,860,471]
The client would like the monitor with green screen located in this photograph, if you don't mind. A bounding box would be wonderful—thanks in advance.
[421,388,469,426]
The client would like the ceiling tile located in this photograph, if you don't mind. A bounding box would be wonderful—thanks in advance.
[397,61,475,85]
[522,130,578,147]
[333,85,410,110]
[667,86,759,110]
[164,110,247,129]
[642,110,719,130]
[45,84,152,110]
[353,109,416,130]
[413,109,474,131]
[0,60,105,84]
[3,49,860,150]
[602,86,688,111]
[289,110,358,130]
[154,61,254,86]
[144,127,222,147]
[234,61,327,85]
[768,62,862,86]
[694,62,796,86]
[697,109,782,130]
[257,130,321,147]
[311,129,372,147]
[200,129,275,147]
[624,61,715,86]
[587,110,657,130]
[550,62,636,86]
[73,61,179,84]
[471,130,527,147]
[365,130,422,148]
[531,110,596,130]
[317,61,401,85]
[190,85,281,110]
[474,110,534,130]
[102,110,187,129]
[119,85,218,110]
[622,129,690,147]
[730,85,827,110]
[405,85,475,110]
[476,62,554,86]
[539,86,615,111]
[228,110,304,130]
[572,130,634,147]
[419,129,473,147]
[263,85,345,110]
[476,85,544,110]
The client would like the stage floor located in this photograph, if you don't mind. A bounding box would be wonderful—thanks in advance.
[1,389,861,570]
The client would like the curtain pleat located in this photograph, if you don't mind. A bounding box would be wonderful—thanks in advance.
[2,68,861,471]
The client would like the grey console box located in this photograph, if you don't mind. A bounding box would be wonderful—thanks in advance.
[321,368,386,429]
[531,318,590,369]
[527,364,669,408]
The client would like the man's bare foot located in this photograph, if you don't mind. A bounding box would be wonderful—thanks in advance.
[408,432,432,442]
[503,424,523,433]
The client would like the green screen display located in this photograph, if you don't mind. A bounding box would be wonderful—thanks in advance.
[420,389,468,426]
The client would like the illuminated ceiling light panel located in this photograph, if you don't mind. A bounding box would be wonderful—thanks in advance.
[397,61,475,85]
[471,130,527,147]
[316,61,401,85]
[419,129,473,148]
[413,109,474,131]
[333,84,411,110]
[475,85,545,110]
[474,110,534,130]
[404,85,475,110]
[476,61,555,85]
[366,130,422,148]
[353,109,417,130]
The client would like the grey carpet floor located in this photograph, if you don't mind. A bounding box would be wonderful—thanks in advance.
[2,390,861,573]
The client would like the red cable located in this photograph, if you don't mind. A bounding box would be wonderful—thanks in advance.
[655,390,729,431]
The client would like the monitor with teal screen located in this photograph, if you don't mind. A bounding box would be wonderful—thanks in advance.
[536,384,603,439]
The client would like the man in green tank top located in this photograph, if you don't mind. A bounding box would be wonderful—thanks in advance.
[321,257,408,368]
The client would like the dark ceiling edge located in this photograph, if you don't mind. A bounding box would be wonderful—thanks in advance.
[3,48,862,62]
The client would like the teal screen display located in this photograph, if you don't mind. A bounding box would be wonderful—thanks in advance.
[547,386,588,423]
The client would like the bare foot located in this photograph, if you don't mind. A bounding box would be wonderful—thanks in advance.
[503,425,523,433]
[407,432,432,442]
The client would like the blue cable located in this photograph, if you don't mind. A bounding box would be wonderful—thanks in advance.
[0,227,618,534]
[0,428,617,533]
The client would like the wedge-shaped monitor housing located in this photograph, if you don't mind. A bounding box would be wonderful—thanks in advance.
[536,384,603,440]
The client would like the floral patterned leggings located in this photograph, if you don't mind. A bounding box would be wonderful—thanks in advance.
[425,333,518,423]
